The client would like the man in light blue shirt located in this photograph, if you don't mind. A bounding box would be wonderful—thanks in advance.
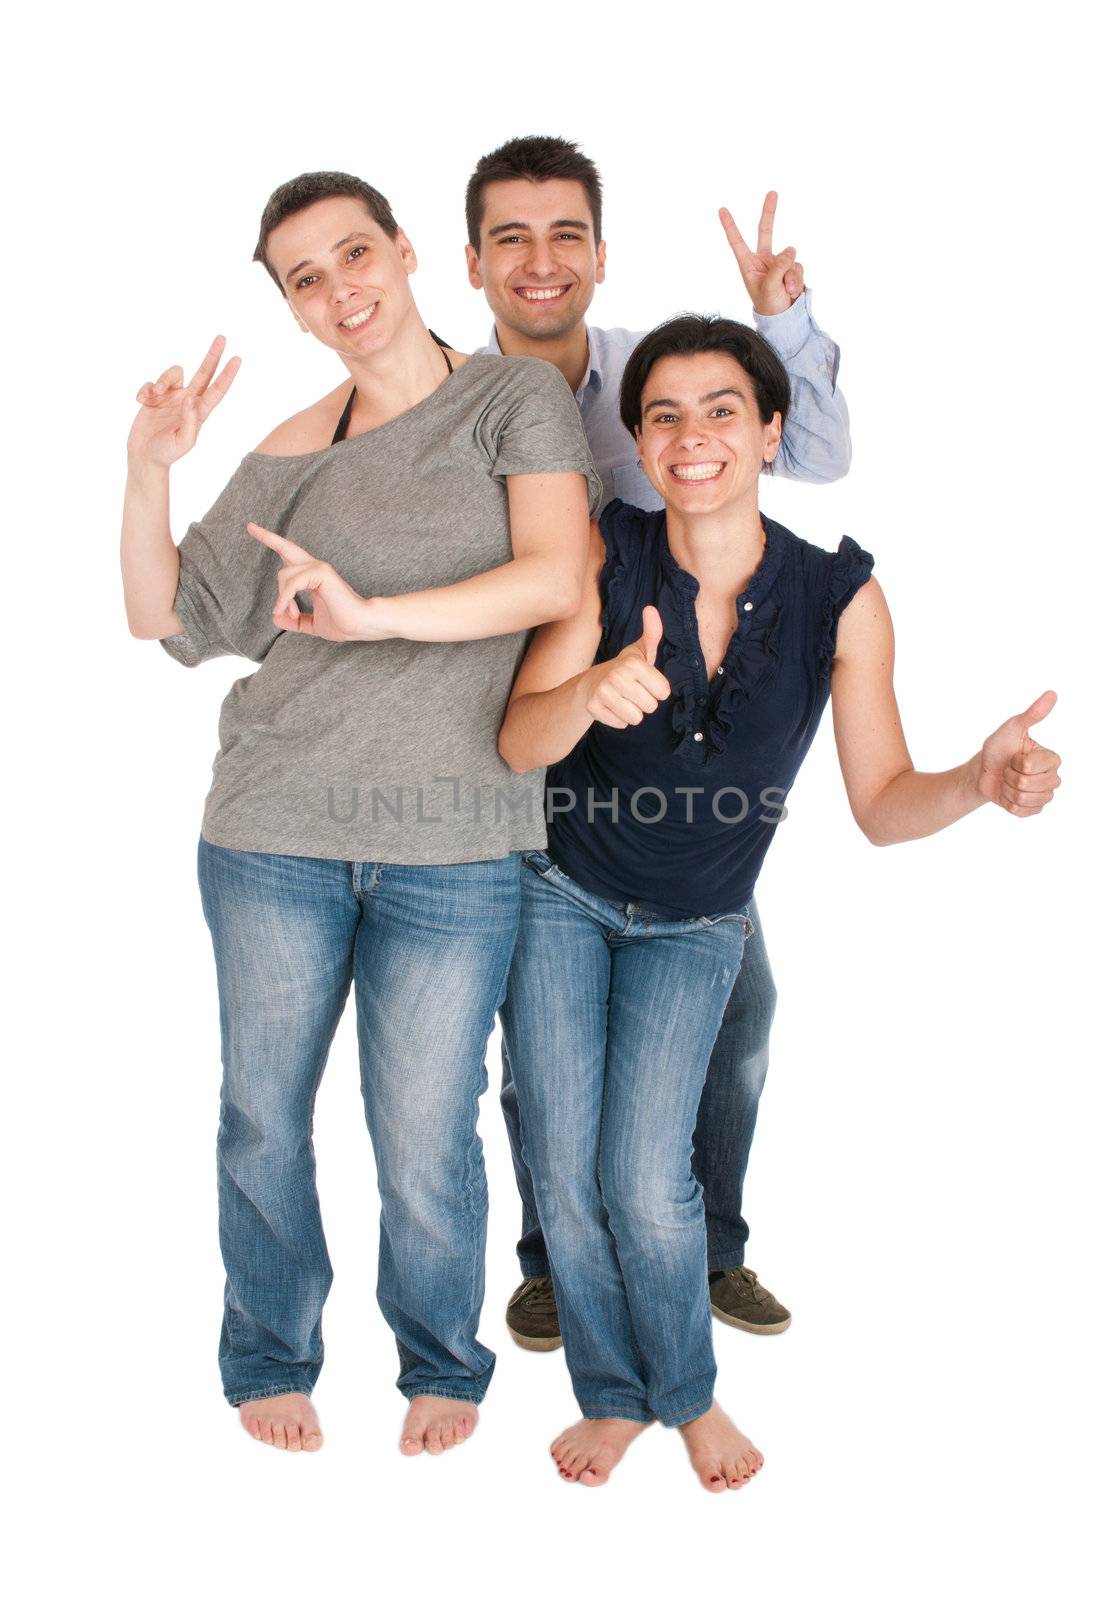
[466,135,852,1351]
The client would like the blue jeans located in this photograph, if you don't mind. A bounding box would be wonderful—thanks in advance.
[196,837,521,1407]
[498,852,750,1425]
[502,894,775,1278]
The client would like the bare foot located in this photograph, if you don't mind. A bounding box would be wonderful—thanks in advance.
[399,1396,479,1457]
[678,1401,762,1492]
[551,1417,651,1486]
[238,1392,323,1453]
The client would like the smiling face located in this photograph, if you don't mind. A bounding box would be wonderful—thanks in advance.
[465,177,605,341]
[265,195,419,357]
[635,351,782,513]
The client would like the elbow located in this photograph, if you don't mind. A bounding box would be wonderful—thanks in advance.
[533,566,584,625]
[498,722,541,775]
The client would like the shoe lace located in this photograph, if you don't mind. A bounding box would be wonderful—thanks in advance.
[523,1275,557,1312]
[728,1266,769,1303]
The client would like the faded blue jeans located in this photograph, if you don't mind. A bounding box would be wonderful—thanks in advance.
[499,851,750,1425]
[501,893,775,1278]
[196,838,521,1407]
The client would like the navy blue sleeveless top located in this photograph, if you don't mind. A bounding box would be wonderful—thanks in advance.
[545,499,875,918]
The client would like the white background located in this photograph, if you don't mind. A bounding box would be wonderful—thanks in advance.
[7,3,1102,1596]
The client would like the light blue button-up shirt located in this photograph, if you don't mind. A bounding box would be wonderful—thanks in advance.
[476,291,851,513]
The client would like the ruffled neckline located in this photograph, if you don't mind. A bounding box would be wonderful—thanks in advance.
[655,515,787,767]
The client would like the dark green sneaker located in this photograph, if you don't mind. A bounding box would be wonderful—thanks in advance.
[709,1267,791,1334]
[506,1275,562,1351]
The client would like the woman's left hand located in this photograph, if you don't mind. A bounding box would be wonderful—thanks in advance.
[246,523,393,642]
[975,690,1062,815]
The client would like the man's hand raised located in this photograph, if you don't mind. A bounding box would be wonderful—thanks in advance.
[719,192,805,317]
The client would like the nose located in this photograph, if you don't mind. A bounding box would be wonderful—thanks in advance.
[523,240,560,279]
[675,421,707,451]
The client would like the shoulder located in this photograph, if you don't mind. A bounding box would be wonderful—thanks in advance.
[253,380,351,457]
[487,353,576,398]
[767,518,875,590]
[598,497,665,566]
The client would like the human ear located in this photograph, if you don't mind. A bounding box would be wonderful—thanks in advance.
[464,244,483,291]
[595,239,607,285]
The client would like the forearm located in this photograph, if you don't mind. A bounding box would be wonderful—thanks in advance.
[499,665,604,773]
[859,754,988,846]
[366,553,581,643]
[121,460,183,638]
[754,293,852,484]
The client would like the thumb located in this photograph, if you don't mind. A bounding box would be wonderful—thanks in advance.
[1014,689,1057,737]
[637,605,663,666]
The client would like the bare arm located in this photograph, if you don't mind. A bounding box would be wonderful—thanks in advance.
[120,337,241,639]
[246,470,593,645]
[831,578,1061,844]
[498,524,671,773]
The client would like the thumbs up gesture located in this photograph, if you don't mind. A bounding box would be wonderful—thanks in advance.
[585,606,672,729]
[975,690,1062,815]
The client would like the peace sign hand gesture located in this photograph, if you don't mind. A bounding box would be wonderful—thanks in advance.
[246,523,390,644]
[719,192,805,317]
[127,335,241,469]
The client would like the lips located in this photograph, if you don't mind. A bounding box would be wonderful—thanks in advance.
[669,461,725,482]
[513,285,571,302]
[339,301,379,330]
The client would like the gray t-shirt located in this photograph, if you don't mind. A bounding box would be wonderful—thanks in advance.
[161,354,602,865]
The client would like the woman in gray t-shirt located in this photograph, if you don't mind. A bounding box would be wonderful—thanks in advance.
[120,172,601,1457]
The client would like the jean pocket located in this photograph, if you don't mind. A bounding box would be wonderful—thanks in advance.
[697,907,754,937]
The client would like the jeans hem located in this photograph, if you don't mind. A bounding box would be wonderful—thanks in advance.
[656,1393,714,1428]
[579,1405,654,1424]
[518,1257,551,1280]
[400,1384,489,1405]
[225,1383,314,1408]
[707,1249,747,1272]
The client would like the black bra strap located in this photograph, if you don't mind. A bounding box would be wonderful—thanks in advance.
[331,333,453,445]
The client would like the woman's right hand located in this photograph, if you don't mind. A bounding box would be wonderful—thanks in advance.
[127,335,241,469]
[585,606,671,728]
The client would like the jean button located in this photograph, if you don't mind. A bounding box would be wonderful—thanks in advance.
[693,731,704,742]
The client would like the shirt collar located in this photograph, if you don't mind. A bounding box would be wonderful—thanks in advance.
[485,323,603,402]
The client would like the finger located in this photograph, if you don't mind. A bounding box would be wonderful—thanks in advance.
[999,787,1051,815]
[599,687,651,726]
[187,334,227,396]
[1015,689,1058,734]
[1010,745,1061,776]
[756,191,779,258]
[1002,769,1061,798]
[246,522,314,564]
[197,355,242,420]
[156,364,184,393]
[718,207,757,269]
[783,261,805,299]
[637,604,664,666]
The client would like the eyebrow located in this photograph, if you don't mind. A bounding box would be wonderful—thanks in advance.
[487,218,591,237]
[644,388,747,413]
[284,232,372,285]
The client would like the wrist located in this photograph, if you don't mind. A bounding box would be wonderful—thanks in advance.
[126,454,170,486]
[357,593,399,641]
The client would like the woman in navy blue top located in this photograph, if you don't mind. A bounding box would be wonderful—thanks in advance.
[498,315,1061,1493]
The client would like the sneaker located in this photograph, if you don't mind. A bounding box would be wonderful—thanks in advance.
[506,1275,562,1351]
[709,1267,792,1334]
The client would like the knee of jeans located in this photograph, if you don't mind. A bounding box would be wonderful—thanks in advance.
[599,1155,701,1245]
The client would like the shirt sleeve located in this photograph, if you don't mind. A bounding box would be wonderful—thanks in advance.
[158,455,300,669]
[754,291,852,486]
[487,358,604,516]
[818,535,875,684]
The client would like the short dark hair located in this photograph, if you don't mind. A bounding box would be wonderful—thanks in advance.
[254,171,399,295]
[465,135,603,251]
[619,315,791,466]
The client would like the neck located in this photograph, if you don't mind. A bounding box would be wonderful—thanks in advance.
[340,307,448,424]
[494,318,590,393]
[665,489,766,594]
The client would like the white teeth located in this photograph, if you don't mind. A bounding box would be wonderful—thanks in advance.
[518,287,568,300]
[341,303,378,329]
[671,463,724,481]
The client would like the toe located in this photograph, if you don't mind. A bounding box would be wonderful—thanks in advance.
[271,1422,287,1450]
[425,1424,445,1457]
[303,1429,323,1453]
[579,1464,609,1487]
[285,1423,302,1453]
[257,1418,274,1446]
